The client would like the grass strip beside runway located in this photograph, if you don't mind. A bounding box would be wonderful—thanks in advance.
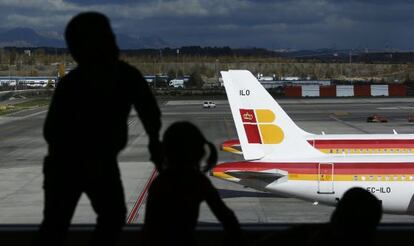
[0,99,50,116]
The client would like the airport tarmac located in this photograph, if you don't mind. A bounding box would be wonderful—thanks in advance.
[1,98,414,224]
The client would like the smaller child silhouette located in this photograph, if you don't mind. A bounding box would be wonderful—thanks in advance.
[142,121,241,246]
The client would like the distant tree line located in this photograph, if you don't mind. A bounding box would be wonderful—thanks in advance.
[1,46,277,58]
[291,52,414,64]
[2,46,414,64]
[1,46,414,84]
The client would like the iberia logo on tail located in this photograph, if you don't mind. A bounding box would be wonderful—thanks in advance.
[239,109,284,144]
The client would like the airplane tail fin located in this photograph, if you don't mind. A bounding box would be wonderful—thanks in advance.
[222,70,322,160]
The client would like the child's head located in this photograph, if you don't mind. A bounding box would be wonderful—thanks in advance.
[162,121,217,172]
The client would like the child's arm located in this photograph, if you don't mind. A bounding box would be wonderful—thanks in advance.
[202,176,242,245]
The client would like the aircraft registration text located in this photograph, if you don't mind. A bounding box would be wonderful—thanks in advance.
[366,187,391,194]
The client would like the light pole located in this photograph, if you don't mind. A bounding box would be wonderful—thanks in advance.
[215,59,219,78]
[8,61,12,90]
[176,49,179,79]
[159,49,162,75]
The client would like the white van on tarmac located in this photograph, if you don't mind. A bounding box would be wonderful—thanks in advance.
[169,79,185,88]
[203,101,216,108]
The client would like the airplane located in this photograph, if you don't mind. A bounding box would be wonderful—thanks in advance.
[212,70,414,214]
[220,77,414,156]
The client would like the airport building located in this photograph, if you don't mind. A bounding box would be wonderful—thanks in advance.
[259,79,331,89]
[254,74,407,97]
[144,75,190,87]
[0,76,57,88]
[284,84,407,97]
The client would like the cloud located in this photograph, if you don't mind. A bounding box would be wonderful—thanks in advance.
[0,0,413,49]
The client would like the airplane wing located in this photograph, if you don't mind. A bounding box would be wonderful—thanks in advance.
[224,169,287,184]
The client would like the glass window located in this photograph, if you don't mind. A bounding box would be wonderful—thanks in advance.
[0,0,412,227]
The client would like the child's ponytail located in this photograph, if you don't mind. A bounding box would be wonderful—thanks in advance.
[202,141,217,173]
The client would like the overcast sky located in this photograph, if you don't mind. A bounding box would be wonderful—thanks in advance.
[0,0,413,50]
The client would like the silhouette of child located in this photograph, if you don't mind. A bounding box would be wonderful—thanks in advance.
[255,187,382,246]
[308,187,382,246]
[142,121,241,246]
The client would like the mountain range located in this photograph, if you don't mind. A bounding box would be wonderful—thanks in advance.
[0,27,169,49]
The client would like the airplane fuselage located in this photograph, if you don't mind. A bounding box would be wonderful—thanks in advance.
[217,69,414,215]
[213,157,414,214]
[222,135,414,155]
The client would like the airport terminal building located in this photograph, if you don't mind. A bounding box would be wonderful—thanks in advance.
[0,76,57,88]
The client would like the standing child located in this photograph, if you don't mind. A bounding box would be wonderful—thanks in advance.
[142,121,242,246]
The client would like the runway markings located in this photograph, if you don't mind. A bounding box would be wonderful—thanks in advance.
[126,168,157,224]
[377,106,414,110]
[329,115,370,134]
[377,107,400,110]
[163,112,229,116]
[0,109,47,126]
[165,100,227,106]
